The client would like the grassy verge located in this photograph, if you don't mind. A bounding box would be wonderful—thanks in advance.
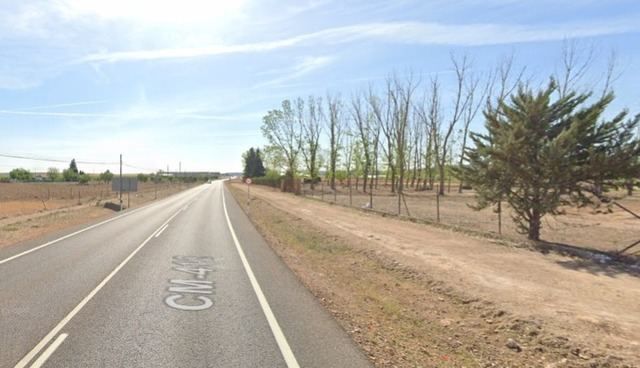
[227,183,623,368]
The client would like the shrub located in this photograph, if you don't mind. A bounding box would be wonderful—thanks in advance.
[78,173,91,185]
[9,168,33,182]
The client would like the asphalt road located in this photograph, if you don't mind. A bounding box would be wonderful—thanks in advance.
[0,181,371,368]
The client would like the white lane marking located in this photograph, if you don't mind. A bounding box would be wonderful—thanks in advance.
[221,184,300,368]
[13,208,184,368]
[155,224,169,238]
[29,333,68,368]
[0,185,206,266]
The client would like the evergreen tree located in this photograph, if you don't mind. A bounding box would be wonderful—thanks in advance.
[243,147,267,178]
[254,148,266,177]
[69,159,79,174]
[462,81,640,240]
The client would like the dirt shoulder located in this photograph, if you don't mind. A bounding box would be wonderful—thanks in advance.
[229,182,639,368]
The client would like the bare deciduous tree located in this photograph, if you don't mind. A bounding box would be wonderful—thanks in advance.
[299,96,323,189]
[261,100,302,179]
[326,93,345,191]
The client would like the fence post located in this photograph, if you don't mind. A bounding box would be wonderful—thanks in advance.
[436,184,440,223]
[498,200,502,235]
[349,179,353,207]
[321,180,324,201]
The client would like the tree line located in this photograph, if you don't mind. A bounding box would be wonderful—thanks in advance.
[257,45,640,240]
[4,159,216,185]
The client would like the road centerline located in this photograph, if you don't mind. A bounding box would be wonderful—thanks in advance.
[0,185,205,266]
[13,206,185,368]
[155,224,169,238]
[29,333,68,368]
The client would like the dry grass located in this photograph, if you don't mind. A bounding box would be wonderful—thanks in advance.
[0,182,189,218]
[0,182,197,249]
[228,183,635,368]
[302,182,640,254]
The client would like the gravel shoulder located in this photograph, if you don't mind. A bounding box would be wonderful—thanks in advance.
[229,181,640,367]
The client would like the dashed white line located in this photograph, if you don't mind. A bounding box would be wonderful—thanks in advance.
[221,184,300,368]
[29,333,68,368]
[13,208,184,368]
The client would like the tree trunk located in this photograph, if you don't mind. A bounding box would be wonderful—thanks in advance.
[438,163,445,195]
[390,170,396,194]
[363,168,369,194]
[528,210,541,241]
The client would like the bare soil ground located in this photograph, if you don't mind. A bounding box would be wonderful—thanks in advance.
[230,182,640,368]
[302,183,640,254]
[0,183,196,250]
[0,182,184,218]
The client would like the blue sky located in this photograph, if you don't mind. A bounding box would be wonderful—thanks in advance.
[1,0,639,173]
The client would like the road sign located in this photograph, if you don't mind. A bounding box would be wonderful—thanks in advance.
[245,178,252,185]
[112,177,138,192]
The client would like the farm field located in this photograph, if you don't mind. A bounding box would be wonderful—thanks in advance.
[300,181,640,255]
[0,181,197,249]
[0,182,191,218]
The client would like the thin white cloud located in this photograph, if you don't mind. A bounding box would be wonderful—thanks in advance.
[17,100,108,111]
[0,108,262,122]
[0,110,118,118]
[80,19,640,64]
[255,56,336,88]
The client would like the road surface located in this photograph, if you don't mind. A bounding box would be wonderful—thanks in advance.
[0,181,371,368]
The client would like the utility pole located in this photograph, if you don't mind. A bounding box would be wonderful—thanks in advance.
[119,154,123,211]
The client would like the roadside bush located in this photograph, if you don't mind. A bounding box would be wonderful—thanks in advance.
[251,176,281,188]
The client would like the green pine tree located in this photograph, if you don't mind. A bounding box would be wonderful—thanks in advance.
[462,81,640,240]
[243,147,266,178]
[69,159,79,174]
[254,148,266,177]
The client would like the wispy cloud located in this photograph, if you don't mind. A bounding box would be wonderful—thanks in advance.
[16,100,108,111]
[80,18,640,64]
[0,107,263,122]
[0,110,119,118]
[255,56,336,88]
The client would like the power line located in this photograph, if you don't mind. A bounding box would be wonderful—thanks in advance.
[0,152,161,172]
[123,163,160,172]
[0,152,118,165]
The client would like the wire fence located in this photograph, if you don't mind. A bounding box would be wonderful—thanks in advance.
[298,178,640,255]
[0,182,195,218]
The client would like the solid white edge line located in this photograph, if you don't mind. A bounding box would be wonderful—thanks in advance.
[0,184,204,266]
[28,333,68,368]
[13,207,185,368]
[221,182,301,368]
[155,224,169,238]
